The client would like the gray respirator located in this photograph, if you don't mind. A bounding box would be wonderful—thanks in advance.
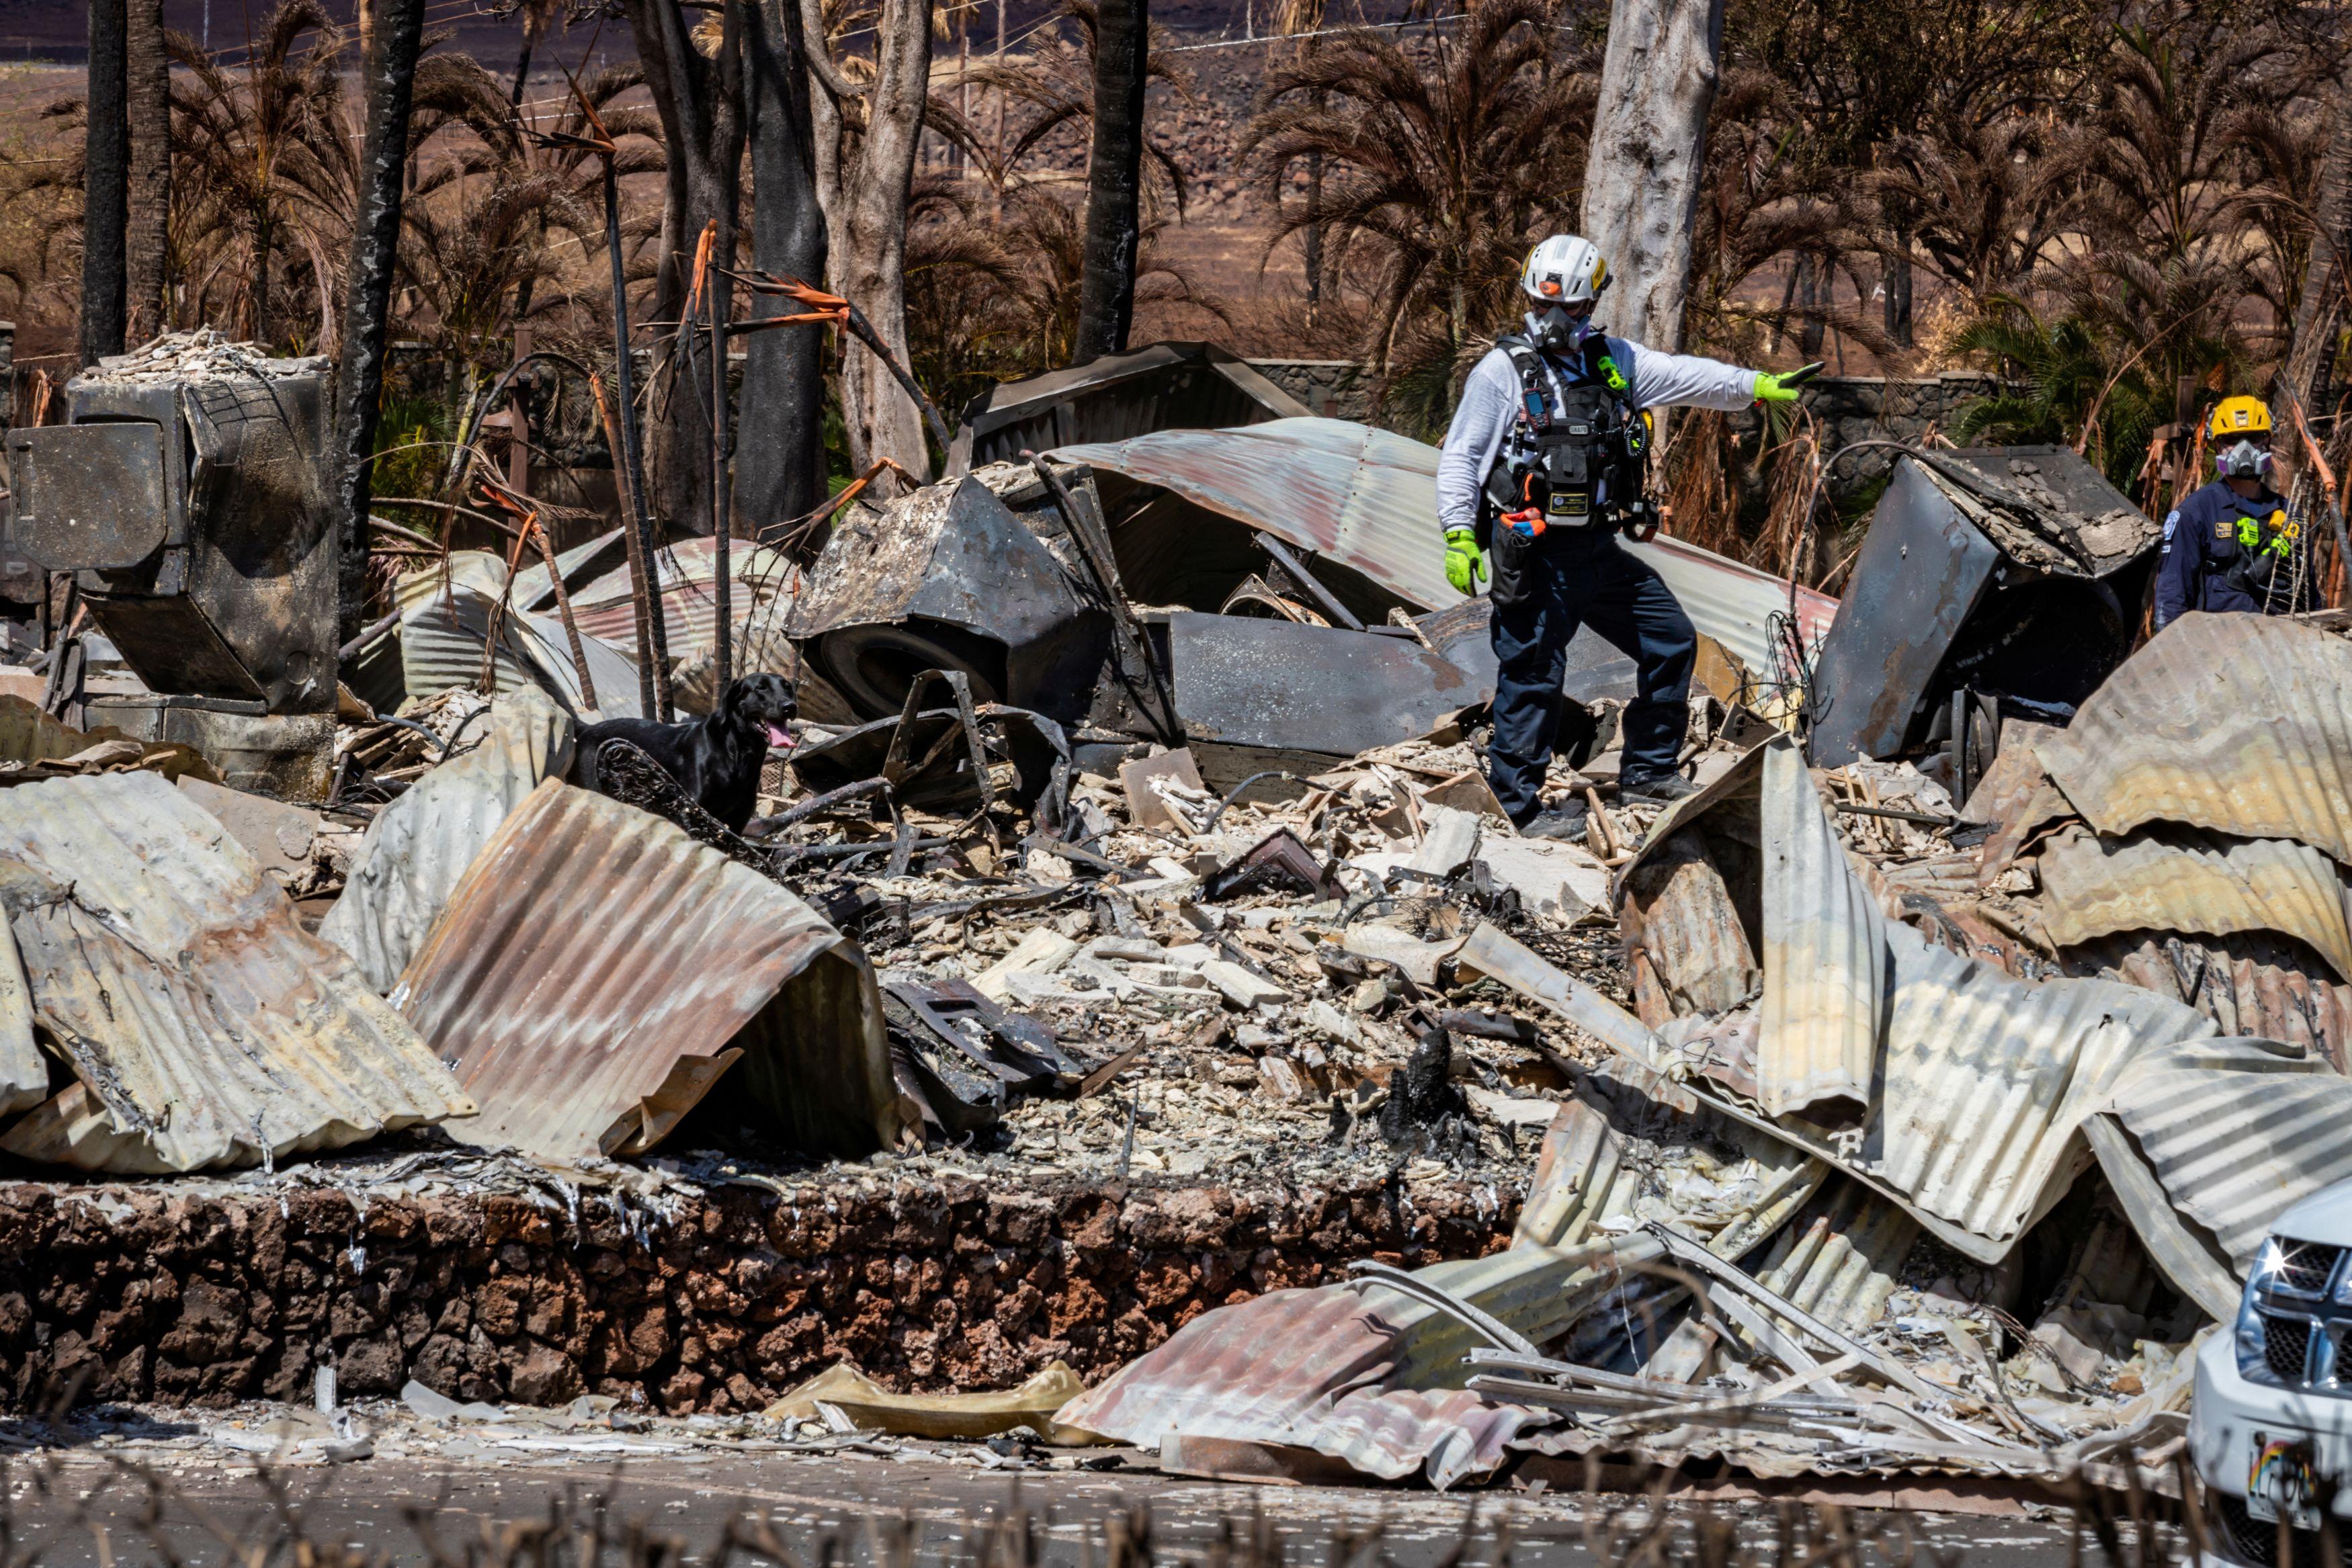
[2215,439,2273,482]
[1526,307,1599,355]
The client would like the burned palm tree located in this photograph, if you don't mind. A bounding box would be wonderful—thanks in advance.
[1237,0,1595,425]
[163,0,353,348]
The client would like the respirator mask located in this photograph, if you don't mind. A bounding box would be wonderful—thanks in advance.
[2215,439,2273,482]
[1527,304,1598,355]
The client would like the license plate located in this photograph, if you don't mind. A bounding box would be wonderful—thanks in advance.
[2249,1434,2322,1530]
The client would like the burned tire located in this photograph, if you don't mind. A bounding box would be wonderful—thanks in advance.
[813,619,1009,720]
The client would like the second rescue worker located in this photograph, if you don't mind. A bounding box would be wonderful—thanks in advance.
[2152,394,2298,631]
[1436,234,1812,838]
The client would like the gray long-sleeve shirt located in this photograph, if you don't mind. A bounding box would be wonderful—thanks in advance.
[1435,334,1763,537]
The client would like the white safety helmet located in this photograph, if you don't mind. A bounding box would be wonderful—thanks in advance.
[1520,234,1609,308]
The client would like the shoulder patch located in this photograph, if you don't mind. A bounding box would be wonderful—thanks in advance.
[2162,511,2178,540]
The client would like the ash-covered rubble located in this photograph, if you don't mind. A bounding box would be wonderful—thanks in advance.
[7,339,2352,1514]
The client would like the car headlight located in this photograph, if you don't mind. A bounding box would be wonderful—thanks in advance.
[2240,1237,2286,1383]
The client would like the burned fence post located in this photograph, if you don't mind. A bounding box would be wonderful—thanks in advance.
[80,0,130,369]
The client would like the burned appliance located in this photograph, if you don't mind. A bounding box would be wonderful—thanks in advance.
[1802,445,2162,793]
[786,465,1120,729]
[3,344,339,797]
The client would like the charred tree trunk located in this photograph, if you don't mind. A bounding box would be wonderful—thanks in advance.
[1577,0,1724,351]
[1073,0,1146,363]
[624,0,748,534]
[739,0,830,535]
[124,0,169,344]
[81,0,131,368]
[808,0,934,483]
[332,0,427,646]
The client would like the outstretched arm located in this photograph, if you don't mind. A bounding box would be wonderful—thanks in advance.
[1615,338,1777,412]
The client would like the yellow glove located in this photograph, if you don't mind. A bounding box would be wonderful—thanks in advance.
[1444,528,1487,595]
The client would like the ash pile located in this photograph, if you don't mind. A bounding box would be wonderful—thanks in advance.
[2,341,2351,1509]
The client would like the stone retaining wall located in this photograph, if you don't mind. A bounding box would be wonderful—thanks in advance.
[0,1172,1517,1414]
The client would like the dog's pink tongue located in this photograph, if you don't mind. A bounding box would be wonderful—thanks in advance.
[764,724,796,750]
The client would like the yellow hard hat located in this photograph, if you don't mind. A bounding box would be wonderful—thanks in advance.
[2209,395,2272,441]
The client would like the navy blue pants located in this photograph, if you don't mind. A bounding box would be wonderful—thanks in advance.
[1486,530,1695,823]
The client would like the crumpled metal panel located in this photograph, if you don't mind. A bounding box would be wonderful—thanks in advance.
[1607,748,2221,1263]
[2038,613,2352,867]
[954,342,1314,472]
[1870,920,2214,1252]
[0,772,473,1172]
[1056,1238,1649,1489]
[2038,828,2352,984]
[391,780,902,1162]
[1167,611,1482,756]
[2097,1035,2352,1282]
[1049,418,1839,676]
[1757,738,1885,1115]
[319,689,574,993]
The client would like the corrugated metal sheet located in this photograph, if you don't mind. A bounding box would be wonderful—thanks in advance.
[392,780,903,1162]
[2066,929,2352,1073]
[1511,1099,1628,1248]
[2037,827,2352,984]
[392,554,643,720]
[319,689,574,993]
[565,537,798,664]
[1751,1178,1918,1336]
[1049,418,1840,677]
[2038,613,2352,866]
[1056,1236,1655,1489]
[1757,737,1884,1115]
[1871,920,2212,1253]
[0,773,474,1173]
[2103,1036,2352,1267]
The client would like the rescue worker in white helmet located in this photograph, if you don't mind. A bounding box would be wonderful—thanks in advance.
[2152,394,2298,631]
[1437,234,1811,836]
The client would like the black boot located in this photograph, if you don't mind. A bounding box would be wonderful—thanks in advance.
[1618,769,1699,807]
[1513,801,1590,840]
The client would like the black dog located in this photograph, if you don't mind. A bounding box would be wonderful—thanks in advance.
[572,672,797,833]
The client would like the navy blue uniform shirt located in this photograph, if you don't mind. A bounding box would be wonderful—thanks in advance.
[2153,478,2290,629]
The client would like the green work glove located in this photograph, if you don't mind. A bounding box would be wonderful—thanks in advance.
[1444,528,1488,595]
[1752,362,1821,404]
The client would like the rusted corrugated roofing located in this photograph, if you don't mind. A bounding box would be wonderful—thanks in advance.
[0,773,474,1173]
[2037,613,2352,866]
[1049,419,1839,677]
[2067,929,2352,1072]
[2037,827,2352,983]
[391,780,903,1162]
[1056,1238,1650,1489]
[320,689,575,993]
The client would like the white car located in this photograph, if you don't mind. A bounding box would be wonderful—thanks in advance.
[2193,1182,2352,1565]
